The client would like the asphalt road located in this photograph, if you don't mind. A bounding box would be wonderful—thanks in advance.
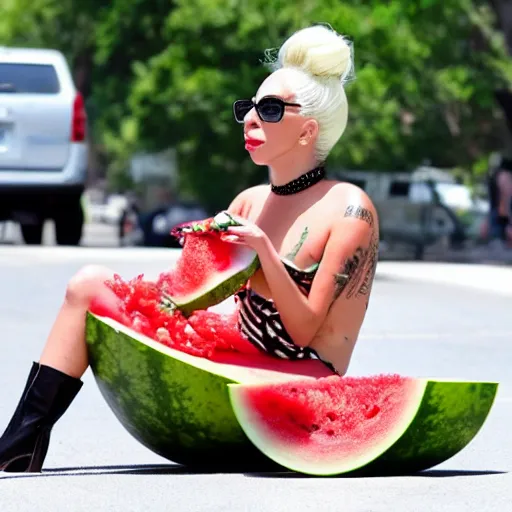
[0,247,510,511]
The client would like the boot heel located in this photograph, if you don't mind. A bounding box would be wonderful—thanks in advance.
[0,427,51,473]
[0,453,32,472]
[26,427,51,473]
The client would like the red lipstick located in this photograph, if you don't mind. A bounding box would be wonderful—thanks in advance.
[244,137,264,151]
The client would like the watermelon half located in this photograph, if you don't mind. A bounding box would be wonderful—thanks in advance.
[85,313,334,469]
[228,375,499,476]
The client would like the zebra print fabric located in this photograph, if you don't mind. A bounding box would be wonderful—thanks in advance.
[235,261,337,374]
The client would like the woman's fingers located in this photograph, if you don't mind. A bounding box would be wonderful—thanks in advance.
[220,233,244,244]
[225,226,249,235]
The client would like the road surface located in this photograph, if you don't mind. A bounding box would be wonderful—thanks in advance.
[0,220,120,248]
[0,248,510,511]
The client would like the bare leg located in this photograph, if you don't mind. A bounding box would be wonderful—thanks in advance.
[39,265,119,379]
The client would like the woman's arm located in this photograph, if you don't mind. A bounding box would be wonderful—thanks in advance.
[226,203,379,347]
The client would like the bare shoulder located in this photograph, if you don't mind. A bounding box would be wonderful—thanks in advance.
[227,184,270,217]
[323,181,378,231]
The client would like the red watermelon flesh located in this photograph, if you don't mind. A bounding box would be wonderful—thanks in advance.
[88,214,262,359]
[86,215,498,475]
[89,272,258,359]
[159,219,260,315]
[228,374,427,474]
[231,375,417,447]
[157,234,233,298]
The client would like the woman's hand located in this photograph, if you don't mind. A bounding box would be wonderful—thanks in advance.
[219,214,270,253]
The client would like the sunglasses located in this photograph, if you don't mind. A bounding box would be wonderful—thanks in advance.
[233,97,301,124]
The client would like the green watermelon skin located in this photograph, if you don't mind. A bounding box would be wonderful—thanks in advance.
[171,254,260,317]
[359,379,499,476]
[85,312,332,469]
[228,378,499,476]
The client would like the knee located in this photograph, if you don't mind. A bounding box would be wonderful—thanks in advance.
[65,265,114,306]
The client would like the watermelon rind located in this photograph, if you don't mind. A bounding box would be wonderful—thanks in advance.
[167,245,260,316]
[165,210,260,316]
[85,312,333,469]
[227,378,499,476]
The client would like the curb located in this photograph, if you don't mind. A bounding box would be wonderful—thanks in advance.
[376,261,512,297]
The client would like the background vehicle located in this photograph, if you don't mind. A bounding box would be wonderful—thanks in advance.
[332,166,484,260]
[120,200,208,248]
[112,148,211,248]
[0,47,88,245]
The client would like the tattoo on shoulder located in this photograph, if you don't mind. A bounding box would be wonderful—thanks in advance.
[344,205,374,227]
[285,226,309,261]
[332,229,379,303]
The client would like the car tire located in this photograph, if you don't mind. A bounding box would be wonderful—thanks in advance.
[54,199,84,246]
[20,222,43,245]
[413,243,425,261]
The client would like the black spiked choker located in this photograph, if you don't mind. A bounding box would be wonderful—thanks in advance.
[270,166,326,196]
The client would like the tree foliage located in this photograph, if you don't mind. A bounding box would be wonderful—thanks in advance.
[1,0,511,210]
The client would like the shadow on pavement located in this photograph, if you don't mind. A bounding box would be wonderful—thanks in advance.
[249,468,507,479]
[414,469,507,477]
[0,464,507,480]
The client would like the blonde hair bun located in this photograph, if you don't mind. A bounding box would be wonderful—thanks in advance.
[278,25,352,81]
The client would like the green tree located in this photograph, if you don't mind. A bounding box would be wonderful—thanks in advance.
[2,0,511,210]
[125,0,512,210]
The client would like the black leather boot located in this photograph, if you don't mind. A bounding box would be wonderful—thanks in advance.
[0,362,83,472]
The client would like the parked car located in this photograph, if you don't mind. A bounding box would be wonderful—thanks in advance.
[0,47,88,245]
[120,200,208,248]
[333,167,479,259]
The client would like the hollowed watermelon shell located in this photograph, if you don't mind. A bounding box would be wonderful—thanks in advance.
[85,313,334,469]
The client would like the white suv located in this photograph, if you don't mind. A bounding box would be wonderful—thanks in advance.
[0,47,88,245]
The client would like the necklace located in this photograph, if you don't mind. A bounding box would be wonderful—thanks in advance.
[270,166,326,196]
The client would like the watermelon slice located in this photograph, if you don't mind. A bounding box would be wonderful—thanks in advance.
[160,211,259,316]
[228,375,498,476]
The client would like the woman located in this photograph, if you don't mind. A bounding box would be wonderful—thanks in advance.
[0,24,379,473]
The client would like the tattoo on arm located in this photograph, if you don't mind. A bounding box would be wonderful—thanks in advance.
[332,249,360,301]
[332,205,379,302]
[344,205,375,227]
[332,272,350,301]
[285,226,309,261]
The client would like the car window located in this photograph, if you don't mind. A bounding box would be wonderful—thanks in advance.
[388,181,410,197]
[409,182,433,203]
[0,63,60,94]
[435,183,473,209]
